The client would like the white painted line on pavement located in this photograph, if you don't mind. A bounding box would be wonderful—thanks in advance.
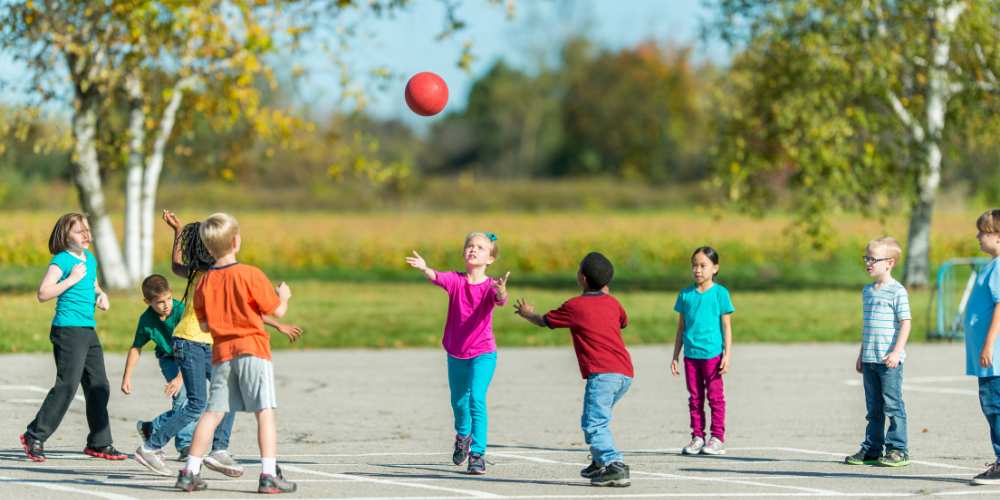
[0,474,138,500]
[732,447,980,471]
[283,463,503,498]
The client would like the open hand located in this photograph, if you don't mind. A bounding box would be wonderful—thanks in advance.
[162,210,181,232]
[493,271,510,297]
[164,377,183,398]
[514,298,534,317]
[405,251,428,271]
[278,323,303,343]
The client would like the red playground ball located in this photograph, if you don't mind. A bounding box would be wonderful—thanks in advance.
[405,72,449,116]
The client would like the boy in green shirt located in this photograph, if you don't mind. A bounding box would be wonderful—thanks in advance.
[120,274,194,473]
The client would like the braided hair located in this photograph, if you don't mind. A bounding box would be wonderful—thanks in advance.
[179,222,216,304]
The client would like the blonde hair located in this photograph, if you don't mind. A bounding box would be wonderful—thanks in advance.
[199,213,240,259]
[867,236,903,261]
[464,232,499,259]
[48,213,88,254]
[977,209,1000,234]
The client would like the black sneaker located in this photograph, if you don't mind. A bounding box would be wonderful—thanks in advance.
[135,420,152,442]
[258,466,297,494]
[580,460,602,478]
[20,433,45,463]
[591,461,630,487]
[844,449,881,465]
[972,462,1000,486]
[84,445,127,460]
[452,434,472,465]
[175,468,207,492]
[177,447,190,462]
[467,453,486,475]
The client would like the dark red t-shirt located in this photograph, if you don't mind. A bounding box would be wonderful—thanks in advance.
[543,292,634,379]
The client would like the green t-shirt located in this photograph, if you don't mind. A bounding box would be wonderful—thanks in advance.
[132,299,184,358]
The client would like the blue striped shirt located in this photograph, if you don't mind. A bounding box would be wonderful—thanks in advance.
[861,279,911,363]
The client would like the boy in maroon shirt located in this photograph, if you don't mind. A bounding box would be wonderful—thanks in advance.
[514,252,633,488]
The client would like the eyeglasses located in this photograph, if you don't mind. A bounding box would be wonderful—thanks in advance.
[862,256,892,265]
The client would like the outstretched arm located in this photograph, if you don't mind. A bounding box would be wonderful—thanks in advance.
[163,210,190,278]
[405,251,437,281]
[514,298,546,327]
[263,314,303,343]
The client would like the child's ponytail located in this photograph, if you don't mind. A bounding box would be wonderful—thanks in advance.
[179,222,216,304]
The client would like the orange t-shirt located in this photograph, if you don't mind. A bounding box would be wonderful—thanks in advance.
[194,263,281,364]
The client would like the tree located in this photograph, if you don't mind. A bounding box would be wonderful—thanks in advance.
[707,0,999,286]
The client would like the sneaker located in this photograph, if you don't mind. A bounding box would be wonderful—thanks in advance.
[700,436,726,455]
[204,449,245,478]
[972,462,1000,486]
[682,436,705,455]
[134,446,172,476]
[590,461,630,487]
[20,433,45,463]
[258,466,297,494]
[878,449,910,467]
[135,420,152,442]
[175,468,208,492]
[452,434,472,465]
[84,445,127,460]
[580,459,602,478]
[467,453,486,475]
[176,447,190,462]
[845,449,882,465]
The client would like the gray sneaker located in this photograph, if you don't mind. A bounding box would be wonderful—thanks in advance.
[682,436,705,455]
[700,436,726,455]
[258,466,297,494]
[972,462,1000,485]
[204,450,245,478]
[134,445,172,476]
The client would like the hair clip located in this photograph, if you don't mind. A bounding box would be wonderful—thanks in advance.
[485,232,497,242]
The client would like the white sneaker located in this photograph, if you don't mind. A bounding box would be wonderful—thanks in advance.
[134,445,172,476]
[700,436,726,455]
[681,436,705,455]
[204,449,245,478]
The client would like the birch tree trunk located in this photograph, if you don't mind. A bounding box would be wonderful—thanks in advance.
[71,88,131,289]
[124,73,145,283]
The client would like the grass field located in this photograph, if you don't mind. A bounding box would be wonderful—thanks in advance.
[0,281,935,353]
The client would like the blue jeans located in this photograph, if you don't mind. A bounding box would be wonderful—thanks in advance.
[447,352,497,455]
[979,376,1000,459]
[582,373,632,465]
[861,363,907,454]
[150,357,194,452]
[147,339,234,451]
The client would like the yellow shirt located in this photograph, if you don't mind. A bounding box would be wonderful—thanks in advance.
[171,273,213,344]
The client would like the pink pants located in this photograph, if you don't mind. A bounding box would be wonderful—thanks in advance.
[684,355,726,441]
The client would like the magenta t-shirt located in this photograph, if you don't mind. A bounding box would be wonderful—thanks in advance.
[432,271,505,358]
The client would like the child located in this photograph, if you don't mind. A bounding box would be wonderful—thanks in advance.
[405,232,509,475]
[965,209,1000,485]
[121,274,194,474]
[20,213,126,462]
[175,213,301,494]
[671,246,734,456]
[845,237,911,467]
[513,251,633,488]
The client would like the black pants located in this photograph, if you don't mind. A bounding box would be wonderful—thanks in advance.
[26,326,113,447]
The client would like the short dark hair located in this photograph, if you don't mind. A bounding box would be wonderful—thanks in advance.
[141,274,171,301]
[579,252,614,290]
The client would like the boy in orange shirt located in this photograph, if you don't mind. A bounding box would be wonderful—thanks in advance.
[174,213,301,494]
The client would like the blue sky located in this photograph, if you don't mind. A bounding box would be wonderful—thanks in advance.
[0,0,725,125]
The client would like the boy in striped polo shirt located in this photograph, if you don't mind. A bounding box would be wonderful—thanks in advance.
[845,237,912,467]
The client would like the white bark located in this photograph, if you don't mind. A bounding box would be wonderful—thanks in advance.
[71,90,131,290]
[124,73,145,283]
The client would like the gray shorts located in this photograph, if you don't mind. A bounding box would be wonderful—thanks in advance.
[207,355,277,413]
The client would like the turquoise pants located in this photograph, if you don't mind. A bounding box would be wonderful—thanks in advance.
[447,352,497,455]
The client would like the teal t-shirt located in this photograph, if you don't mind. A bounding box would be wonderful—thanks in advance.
[965,257,1000,377]
[50,249,98,328]
[132,299,185,358]
[674,283,735,359]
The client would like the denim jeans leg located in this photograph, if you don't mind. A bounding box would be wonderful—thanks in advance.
[979,376,1000,460]
[582,373,630,465]
[147,339,209,450]
[881,363,907,453]
[155,357,192,452]
[861,363,885,455]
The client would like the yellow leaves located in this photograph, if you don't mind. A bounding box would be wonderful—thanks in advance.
[220,168,235,181]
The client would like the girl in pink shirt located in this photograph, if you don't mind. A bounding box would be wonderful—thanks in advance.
[406,232,509,475]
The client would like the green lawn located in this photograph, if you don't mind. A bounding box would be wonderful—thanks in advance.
[0,281,935,353]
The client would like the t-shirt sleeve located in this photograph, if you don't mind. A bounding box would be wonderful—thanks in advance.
[990,265,1000,304]
[719,288,735,315]
[895,287,912,321]
[248,267,281,315]
[620,303,629,329]
[673,292,684,314]
[431,271,458,293]
[543,301,574,329]
[49,252,69,276]
[132,321,150,349]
